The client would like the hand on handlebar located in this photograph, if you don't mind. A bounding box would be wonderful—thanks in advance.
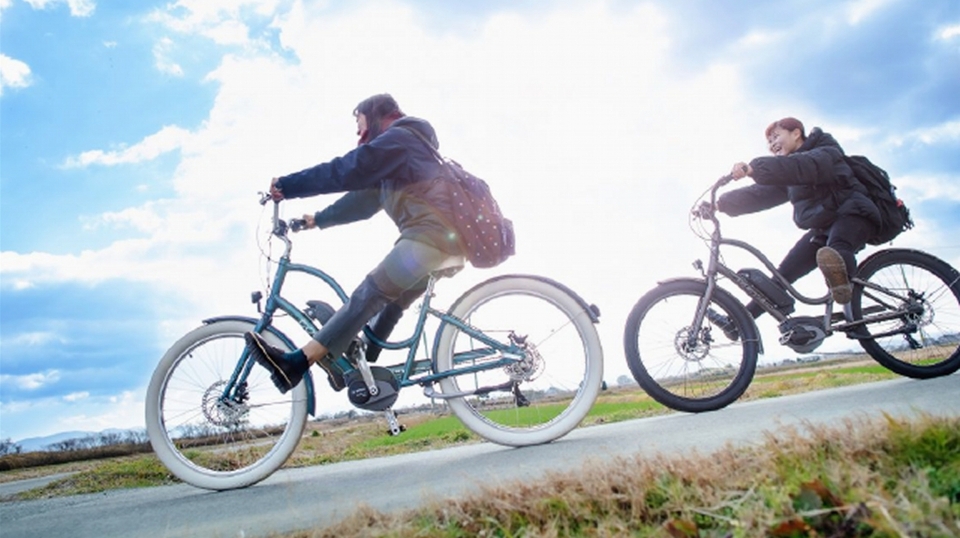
[730,162,752,180]
[289,214,316,232]
[269,178,285,201]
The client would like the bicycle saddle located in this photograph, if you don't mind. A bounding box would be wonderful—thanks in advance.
[434,255,466,278]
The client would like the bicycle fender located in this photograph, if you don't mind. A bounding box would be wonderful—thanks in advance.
[857,248,958,278]
[202,315,317,416]
[463,274,601,323]
[651,277,765,355]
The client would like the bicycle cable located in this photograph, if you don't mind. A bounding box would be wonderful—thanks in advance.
[255,199,277,300]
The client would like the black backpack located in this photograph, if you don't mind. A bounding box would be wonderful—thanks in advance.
[401,126,516,268]
[844,155,913,245]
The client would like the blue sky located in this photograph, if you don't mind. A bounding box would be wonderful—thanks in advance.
[1,0,958,444]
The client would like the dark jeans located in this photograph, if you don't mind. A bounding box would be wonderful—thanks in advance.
[313,239,455,359]
[746,215,876,318]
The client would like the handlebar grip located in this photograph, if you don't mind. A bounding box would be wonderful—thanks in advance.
[289,218,307,232]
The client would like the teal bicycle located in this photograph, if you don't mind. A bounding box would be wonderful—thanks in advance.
[146,195,604,490]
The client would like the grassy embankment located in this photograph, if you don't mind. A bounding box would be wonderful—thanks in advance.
[3,361,958,534]
[295,412,960,537]
[0,360,903,498]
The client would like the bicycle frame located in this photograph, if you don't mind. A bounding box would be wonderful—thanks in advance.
[221,201,525,417]
[691,177,919,342]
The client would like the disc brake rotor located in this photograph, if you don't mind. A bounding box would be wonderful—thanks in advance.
[675,326,710,362]
[202,381,250,428]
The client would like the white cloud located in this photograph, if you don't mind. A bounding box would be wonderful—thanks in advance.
[0,53,32,97]
[846,0,896,25]
[23,0,95,17]
[0,370,61,390]
[63,125,192,167]
[2,331,62,347]
[1,391,146,441]
[81,202,166,233]
[939,24,960,40]
[153,37,184,77]
[896,172,960,203]
[59,391,144,433]
[148,0,276,49]
[202,19,251,46]
[887,119,960,146]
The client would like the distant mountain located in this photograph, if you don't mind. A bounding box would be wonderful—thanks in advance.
[14,428,142,453]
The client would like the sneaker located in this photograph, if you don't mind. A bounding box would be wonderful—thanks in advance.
[706,308,739,341]
[816,247,853,304]
[244,332,309,394]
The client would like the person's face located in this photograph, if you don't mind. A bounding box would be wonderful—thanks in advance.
[767,127,804,156]
[356,113,369,142]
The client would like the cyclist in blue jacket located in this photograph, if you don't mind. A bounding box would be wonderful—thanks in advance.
[246,94,463,393]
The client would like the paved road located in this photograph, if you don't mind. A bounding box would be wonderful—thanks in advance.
[1,375,958,538]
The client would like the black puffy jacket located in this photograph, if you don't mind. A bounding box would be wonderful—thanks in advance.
[275,117,462,255]
[718,128,881,231]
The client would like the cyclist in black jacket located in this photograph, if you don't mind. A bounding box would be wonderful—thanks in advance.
[716,117,881,323]
[245,94,463,394]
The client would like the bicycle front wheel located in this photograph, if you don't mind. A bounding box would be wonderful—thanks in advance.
[623,279,760,412]
[852,249,960,378]
[145,319,308,490]
[434,275,604,447]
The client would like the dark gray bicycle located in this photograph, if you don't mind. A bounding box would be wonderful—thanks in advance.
[623,174,960,413]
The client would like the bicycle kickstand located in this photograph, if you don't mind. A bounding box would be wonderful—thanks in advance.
[383,408,405,436]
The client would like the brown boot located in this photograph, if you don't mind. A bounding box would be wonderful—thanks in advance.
[816,247,853,304]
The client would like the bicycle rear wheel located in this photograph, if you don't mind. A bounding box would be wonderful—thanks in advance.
[145,319,308,490]
[852,249,960,378]
[433,275,604,446]
[623,279,760,412]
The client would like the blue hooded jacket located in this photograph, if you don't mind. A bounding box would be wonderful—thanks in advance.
[275,117,462,255]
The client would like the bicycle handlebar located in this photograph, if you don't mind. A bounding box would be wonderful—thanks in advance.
[289,218,307,232]
[259,193,308,240]
[691,174,734,220]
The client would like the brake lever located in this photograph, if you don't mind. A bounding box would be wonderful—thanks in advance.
[693,201,716,220]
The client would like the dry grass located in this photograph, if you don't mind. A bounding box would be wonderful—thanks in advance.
[285,413,960,537]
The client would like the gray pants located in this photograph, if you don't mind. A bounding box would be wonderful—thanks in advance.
[313,239,451,358]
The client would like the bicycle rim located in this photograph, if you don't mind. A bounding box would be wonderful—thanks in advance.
[623,280,758,412]
[435,276,603,446]
[146,320,308,490]
[854,250,960,378]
